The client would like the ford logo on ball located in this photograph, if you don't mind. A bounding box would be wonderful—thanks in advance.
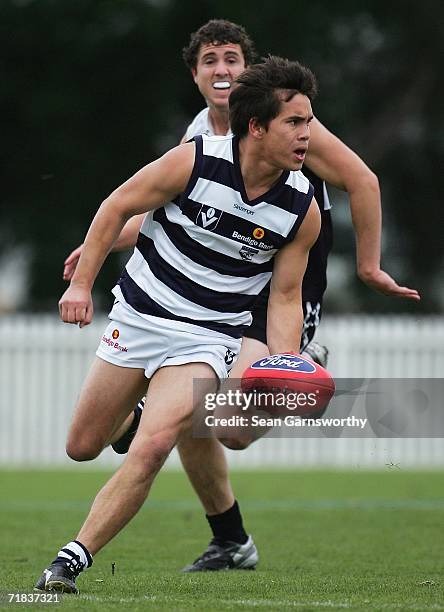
[252,353,316,374]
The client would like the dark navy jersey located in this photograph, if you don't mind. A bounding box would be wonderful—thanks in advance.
[302,168,333,303]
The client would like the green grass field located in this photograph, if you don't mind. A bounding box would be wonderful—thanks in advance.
[0,469,443,611]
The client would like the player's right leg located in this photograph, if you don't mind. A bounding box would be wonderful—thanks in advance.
[35,361,218,593]
[35,358,149,593]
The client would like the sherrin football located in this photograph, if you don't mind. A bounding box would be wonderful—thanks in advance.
[241,352,335,417]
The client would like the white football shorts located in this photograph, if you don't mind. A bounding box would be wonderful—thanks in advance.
[96,300,241,381]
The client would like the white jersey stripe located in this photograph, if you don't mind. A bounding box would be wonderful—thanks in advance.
[188,177,298,235]
[124,249,253,327]
[141,216,272,294]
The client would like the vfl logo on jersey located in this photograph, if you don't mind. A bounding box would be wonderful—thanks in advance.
[239,245,259,260]
[253,227,265,239]
[252,353,316,374]
[196,205,223,230]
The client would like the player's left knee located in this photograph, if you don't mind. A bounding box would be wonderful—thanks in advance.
[218,436,252,451]
[65,436,102,462]
[128,432,175,473]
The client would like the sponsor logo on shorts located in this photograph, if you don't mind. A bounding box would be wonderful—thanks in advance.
[196,205,223,230]
[253,227,265,239]
[239,245,259,260]
[101,334,128,353]
[252,353,316,374]
[112,329,120,339]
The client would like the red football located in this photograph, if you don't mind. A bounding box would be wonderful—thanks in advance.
[241,352,335,416]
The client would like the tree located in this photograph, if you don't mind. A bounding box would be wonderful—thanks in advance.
[1,0,442,312]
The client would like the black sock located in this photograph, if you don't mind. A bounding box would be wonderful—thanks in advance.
[206,500,248,545]
[128,406,142,436]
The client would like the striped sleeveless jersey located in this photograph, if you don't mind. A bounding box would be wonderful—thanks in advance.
[185,107,333,304]
[112,134,314,339]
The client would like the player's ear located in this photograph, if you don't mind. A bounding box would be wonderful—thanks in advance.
[191,67,198,83]
[249,118,265,139]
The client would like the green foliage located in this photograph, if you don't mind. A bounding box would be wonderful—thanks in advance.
[0,469,443,610]
[1,0,442,311]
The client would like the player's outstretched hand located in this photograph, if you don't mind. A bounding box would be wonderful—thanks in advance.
[359,269,420,300]
[63,244,83,281]
[58,284,93,328]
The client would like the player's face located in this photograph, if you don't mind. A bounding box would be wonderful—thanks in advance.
[192,43,246,112]
[261,94,313,172]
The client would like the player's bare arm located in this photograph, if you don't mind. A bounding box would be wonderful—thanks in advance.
[59,142,196,327]
[62,215,145,281]
[306,118,420,301]
[267,198,321,355]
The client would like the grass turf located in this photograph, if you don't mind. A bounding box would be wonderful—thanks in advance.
[0,469,443,611]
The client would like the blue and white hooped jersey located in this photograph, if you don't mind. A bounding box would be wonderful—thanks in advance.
[113,134,314,339]
[185,107,330,211]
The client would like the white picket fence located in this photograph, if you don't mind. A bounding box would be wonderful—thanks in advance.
[0,314,443,468]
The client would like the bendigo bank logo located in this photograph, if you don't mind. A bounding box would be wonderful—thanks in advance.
[253,227,265,239]
[102,329,128,353]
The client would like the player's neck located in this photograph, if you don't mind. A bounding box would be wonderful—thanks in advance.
[208,107,231,136]
[238,138,283,201]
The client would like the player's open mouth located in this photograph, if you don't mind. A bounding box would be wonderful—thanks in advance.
[293,148,307,161]
[213,81,231,90]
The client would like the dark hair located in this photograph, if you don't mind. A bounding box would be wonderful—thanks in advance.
[182,19,257,70]
[229,56,318,138]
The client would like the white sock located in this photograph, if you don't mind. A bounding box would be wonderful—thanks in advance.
[57,540,93,570]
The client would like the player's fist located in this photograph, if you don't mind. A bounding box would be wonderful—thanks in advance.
[58,284,93,328]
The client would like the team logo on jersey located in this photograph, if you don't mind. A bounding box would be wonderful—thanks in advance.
[239,245,259,260]
[112,329,120,339]
[196,205,223,230]
[253,227,265,239]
